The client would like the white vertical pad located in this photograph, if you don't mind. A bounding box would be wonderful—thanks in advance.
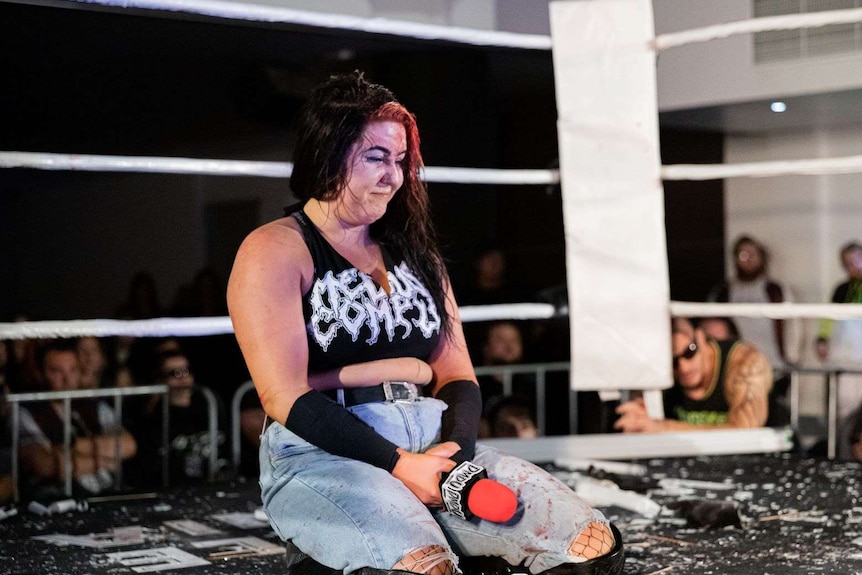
[550,0,672,392]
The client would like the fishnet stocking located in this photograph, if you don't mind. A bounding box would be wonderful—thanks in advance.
[393,545,456,575]
[567,521,615,560]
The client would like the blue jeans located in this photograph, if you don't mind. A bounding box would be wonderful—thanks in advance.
[259,398,607,574]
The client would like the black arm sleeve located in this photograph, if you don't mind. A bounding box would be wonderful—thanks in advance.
[435,379,482,462]
[284,390,401,472]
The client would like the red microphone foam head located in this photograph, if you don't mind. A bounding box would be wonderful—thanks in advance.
[466,478,518,523]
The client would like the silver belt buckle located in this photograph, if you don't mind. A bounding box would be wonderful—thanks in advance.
[382,381,417,402]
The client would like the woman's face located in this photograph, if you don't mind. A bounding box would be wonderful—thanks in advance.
[336,120,406,225]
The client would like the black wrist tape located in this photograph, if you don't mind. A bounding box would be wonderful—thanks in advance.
[436,379,482,462]
[285,390,401,472]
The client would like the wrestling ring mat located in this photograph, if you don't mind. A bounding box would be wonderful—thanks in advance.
[1,453,861,575]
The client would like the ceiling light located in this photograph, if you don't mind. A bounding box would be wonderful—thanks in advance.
[770,101,787,113]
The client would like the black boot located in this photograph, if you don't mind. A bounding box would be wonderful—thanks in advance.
[459,524,624,575]
[458,555,527,575]
[285,541,342,575]
[354,569,422,575]
[285,541,419,575]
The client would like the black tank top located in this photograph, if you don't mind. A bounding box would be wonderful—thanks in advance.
[664,339,737,426]
[293,210,442,373]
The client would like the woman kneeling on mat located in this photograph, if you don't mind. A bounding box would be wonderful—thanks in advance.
[227,71,623,575]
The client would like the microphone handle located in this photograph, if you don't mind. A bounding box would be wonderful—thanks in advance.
[440,460,487,521]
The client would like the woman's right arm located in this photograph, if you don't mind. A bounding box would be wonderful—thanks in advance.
[227,222,452,504]
[227,220,314,424]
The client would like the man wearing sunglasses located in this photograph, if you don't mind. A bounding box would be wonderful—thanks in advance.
[614,317,773,433]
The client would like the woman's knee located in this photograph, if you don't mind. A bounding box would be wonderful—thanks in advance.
[567,521,615,560]
[392,544,458,575]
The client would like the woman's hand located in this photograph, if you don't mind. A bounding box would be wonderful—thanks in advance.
[424,441,462,460]
[391,447,457,506]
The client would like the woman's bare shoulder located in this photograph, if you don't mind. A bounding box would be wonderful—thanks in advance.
[238,217,307,258]
[230,216,313,292]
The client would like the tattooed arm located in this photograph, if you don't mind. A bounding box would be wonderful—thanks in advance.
[616,340,774,433]
[723,343,773,428]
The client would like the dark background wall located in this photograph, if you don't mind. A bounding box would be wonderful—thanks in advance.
[661,130,726,303]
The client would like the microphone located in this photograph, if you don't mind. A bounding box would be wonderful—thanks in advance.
[440,461,518,522]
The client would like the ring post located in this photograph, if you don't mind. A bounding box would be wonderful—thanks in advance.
[550,0,672,397]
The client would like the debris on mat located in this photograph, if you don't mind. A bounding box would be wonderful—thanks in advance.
[2,455,861,575]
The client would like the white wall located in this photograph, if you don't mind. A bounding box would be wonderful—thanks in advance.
[726,126,862,304]
[726,125,862,415]
[653,0,862,111]
[219,0,497,28]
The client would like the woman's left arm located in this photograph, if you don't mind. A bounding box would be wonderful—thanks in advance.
[427,279,477,392]
[425,279,481,461]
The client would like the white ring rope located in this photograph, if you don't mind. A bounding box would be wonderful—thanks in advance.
[58,0,862,56]
[0,152,292,178]
[670,302,862,320]
[7,151,862,182]
[0,317,233,340]
[0,304,557,340]
[60,1,862,54]
[3,302,862,341]
[654,7,862,51]
[0,152,558,186]
[461,303,556,322]
[421,166,558,186]
[69,0,552,50]
[660,154,862,181]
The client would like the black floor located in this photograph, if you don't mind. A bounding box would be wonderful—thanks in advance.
[597,453,862,575]
[0,477,282,575]
[1,453,861,575]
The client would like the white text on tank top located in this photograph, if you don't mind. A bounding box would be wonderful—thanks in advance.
[308,262,440,352]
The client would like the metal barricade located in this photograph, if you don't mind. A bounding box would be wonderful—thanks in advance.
[195,385,222,483]
[7,383,223,501]
[7,385,166,502]
[787,364,862,459]
[473,361,573,435]
[230,380,256,472]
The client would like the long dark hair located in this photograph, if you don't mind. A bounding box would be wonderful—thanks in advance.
[289,71,452,338]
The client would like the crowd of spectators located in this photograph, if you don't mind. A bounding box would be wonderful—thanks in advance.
[1,268,243,501]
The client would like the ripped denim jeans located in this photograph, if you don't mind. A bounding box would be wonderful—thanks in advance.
[259,397,608,574]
